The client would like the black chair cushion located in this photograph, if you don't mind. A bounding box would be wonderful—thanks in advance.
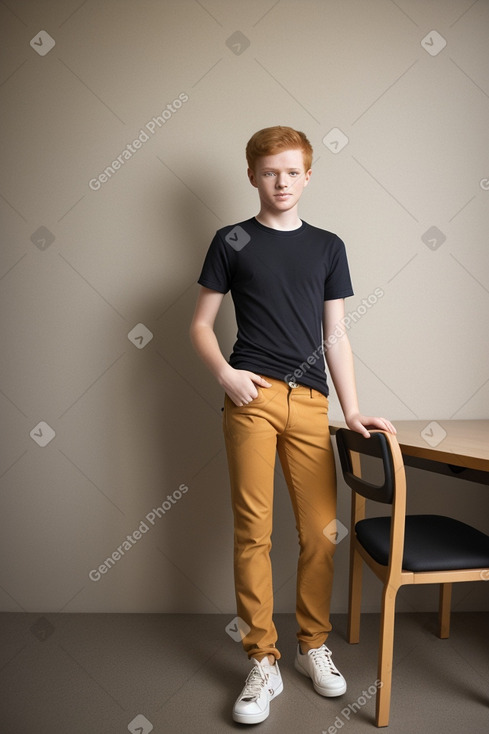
[355,514,489,571]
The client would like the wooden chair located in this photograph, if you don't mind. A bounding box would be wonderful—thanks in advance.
[335,428,489,727]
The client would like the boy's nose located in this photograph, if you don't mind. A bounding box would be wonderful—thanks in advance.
[276,175,288,188]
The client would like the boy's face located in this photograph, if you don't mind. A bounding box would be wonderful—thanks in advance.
[248,148,312,216]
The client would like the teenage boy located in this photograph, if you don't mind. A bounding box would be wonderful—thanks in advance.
[190,126,395,725]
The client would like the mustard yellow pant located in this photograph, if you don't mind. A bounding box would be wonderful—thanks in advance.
[223,376,337,661]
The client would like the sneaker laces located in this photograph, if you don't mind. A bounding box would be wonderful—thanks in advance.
[240,662,268,702]
[309,646,340,677]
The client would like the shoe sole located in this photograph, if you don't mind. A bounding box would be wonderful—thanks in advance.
[232,679,284,724]
[294,657,347,697]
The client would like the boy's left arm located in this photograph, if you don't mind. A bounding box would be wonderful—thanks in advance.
[323,299,396,438]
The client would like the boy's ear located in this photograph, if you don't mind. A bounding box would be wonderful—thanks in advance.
[304,168,312,186]
[247,167,258,188]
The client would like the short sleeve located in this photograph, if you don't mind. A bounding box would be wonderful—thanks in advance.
[323,236,354,301]
[197,231,232,294]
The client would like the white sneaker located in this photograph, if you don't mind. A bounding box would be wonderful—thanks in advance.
[232,657,283,724]
[294,644,347,696]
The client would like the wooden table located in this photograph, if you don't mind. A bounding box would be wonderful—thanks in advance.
[329,419,489,485]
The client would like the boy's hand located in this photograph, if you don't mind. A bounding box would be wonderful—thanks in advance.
[219,367,272,406]
[345,413,396,438]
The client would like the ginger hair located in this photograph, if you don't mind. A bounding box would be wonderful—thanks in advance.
[246,126,313,172]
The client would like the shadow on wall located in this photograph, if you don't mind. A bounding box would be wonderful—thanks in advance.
[108,165,235,612]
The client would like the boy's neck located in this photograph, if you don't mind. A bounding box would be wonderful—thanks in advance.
[255,209,303,231]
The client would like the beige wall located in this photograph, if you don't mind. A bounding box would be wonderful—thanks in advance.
[1,0,488,615]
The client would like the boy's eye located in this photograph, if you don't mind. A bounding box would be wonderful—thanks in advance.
[263,171,301,177]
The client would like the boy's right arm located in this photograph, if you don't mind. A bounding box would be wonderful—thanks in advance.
[189,286,271,406]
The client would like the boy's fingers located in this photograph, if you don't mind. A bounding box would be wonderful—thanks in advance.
[253,374,272,387]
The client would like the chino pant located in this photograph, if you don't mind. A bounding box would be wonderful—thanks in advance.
[223,376,338,661]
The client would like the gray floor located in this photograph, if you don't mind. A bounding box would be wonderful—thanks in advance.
[0,611,488,733]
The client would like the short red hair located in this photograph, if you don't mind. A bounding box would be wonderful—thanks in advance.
[246,126,313,172]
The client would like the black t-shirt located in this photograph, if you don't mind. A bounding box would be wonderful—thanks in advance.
[197,217,354,396]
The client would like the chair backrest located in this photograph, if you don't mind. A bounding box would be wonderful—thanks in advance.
[335,429,397,504]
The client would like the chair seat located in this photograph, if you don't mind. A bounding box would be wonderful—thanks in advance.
[355,514,489,571]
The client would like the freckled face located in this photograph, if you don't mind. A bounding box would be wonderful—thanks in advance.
[248,149,312,215]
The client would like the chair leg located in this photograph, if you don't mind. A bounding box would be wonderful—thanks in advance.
[347,546,363,644]
[376,584,398,727]
[438,583,452,639]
